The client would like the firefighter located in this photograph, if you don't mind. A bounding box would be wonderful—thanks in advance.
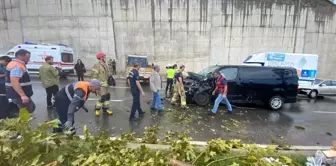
[53,80,102,135]
[91,52,113,116]
[171,65,188,108]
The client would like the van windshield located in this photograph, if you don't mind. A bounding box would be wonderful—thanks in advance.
[127,56,148,68]
[61,53,74,63]
[198,66,220,76]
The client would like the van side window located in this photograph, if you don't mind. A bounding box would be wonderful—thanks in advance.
[322,81,332,86]
[219,68,238,80]
[331,81,336,86]
[283,69,293,78]
[240,67,284,80]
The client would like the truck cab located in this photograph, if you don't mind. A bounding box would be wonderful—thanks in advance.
[125,55,152,83]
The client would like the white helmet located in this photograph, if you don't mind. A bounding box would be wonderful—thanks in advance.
[166,64,172,67]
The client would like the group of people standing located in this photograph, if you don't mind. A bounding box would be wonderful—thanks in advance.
[148,63,233,116]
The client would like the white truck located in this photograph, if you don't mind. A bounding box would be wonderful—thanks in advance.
[243,52,319,92]
[3,42,75,77]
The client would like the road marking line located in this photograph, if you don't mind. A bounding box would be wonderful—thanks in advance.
[313,111,336,114]
[109,86,130,89]
[87,98,123,102]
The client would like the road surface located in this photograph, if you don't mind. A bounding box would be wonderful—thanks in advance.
[9,77,336,146]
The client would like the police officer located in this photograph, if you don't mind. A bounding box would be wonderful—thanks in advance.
[128,63,145,121]
[0,56,12,119]
[54,79,102,135]
[5,49,36,115]
[91,52,113,116]
[165,64,175,97]
[171,65,188,108]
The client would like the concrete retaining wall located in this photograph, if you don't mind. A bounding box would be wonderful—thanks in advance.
[1,0,336,78]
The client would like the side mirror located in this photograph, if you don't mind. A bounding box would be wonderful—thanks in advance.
[320,84,327,87]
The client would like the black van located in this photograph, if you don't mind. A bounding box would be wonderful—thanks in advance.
[184,65,298,110]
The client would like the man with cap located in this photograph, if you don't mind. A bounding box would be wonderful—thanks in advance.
[91,52,113,116]
[171,65,188,108]
[53,79,102,135]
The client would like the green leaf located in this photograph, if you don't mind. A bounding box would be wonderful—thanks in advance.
[83,125,89,137]
[280,156,292,164]
[229,162,240,166]
[19,108,30,122]
[31,154,41,165]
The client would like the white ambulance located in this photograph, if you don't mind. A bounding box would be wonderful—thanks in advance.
[4,42,75,76]
[243,52,319,91]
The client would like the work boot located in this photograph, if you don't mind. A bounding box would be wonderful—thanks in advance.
[104,110,113,115]
[95,110,100,116]
[129,117,138,121]
[208,111,216,116]
[181,105,189,109]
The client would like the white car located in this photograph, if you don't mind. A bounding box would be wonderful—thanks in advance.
[300,79,336,98]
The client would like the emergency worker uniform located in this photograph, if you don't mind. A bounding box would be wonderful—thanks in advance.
[0,63,9,119]
[165,67,175,96]
[54,81,90,134]
[128,68,145,120]
[5,59,35,113]
[171,70,187,107]
[91,60,112,116]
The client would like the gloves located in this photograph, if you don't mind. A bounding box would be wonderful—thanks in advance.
[63,121,76,136]
[82,105,88,113]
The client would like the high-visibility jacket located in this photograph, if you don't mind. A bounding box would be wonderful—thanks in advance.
[5,60,33,99]
[64,81,89,101]
[166,68,175,79]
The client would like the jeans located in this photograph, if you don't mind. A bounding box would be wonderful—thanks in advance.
[211,94,232,113]
[130,91,143,119]
[150,91,163,111]
[46,85,59,106]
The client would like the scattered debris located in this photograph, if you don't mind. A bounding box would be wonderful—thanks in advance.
[326,132,333,136]
[294,125,305,130]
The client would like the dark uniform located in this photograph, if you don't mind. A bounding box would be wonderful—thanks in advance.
[54,81,90,134]
[5,59,35,113]
[0,63,9,119]
[128,68,144,120]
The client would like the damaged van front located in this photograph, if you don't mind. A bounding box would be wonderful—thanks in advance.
[184,66,220,106]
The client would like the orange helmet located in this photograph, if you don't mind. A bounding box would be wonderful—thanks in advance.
[96,52,106,59]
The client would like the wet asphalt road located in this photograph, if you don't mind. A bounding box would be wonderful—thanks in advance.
[26,77,336,146]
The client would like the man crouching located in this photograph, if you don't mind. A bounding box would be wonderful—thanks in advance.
[53,79,102,135]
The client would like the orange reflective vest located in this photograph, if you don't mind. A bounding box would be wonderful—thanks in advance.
[65,81,89,101]
[5,60,33,99]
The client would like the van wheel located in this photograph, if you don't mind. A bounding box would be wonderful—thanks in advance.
[268,96,283,110]
[194,92,210,106]
[308,90,318,99]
